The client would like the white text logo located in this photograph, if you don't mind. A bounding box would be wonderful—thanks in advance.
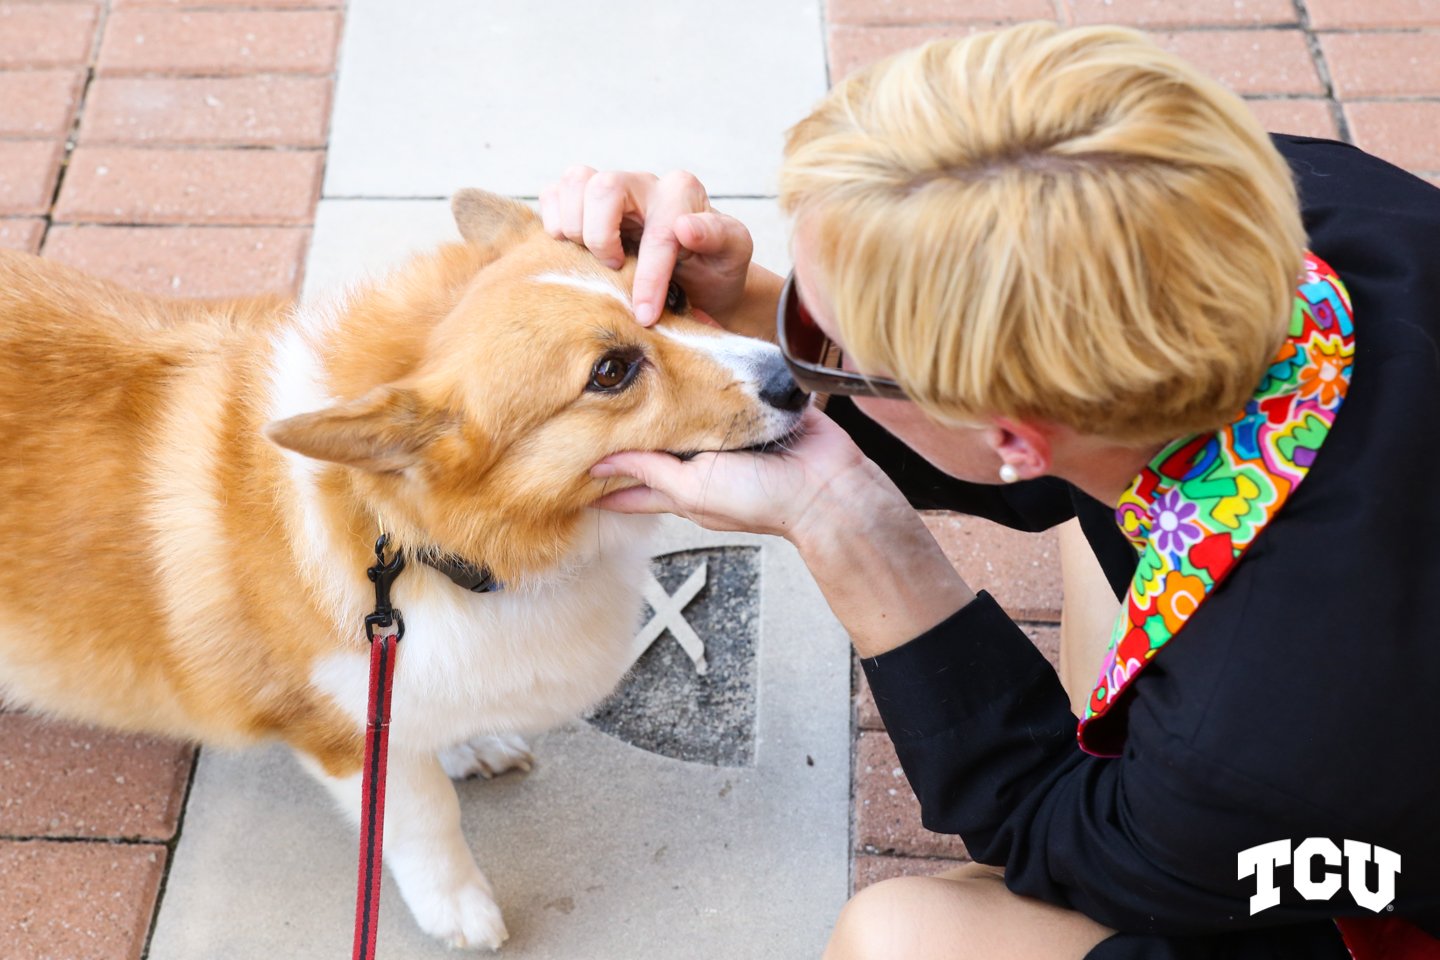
[1238,839,1400,915]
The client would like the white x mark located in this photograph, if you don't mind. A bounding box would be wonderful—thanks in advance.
[629,561,709,675]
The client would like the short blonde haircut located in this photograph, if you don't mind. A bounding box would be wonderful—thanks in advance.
[779,22,1307,444]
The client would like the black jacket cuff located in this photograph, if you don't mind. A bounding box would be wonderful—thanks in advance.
[860,590,1063,742]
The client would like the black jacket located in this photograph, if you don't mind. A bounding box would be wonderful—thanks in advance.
[831,136,1440,959]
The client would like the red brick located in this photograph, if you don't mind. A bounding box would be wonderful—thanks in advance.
[854,854,972,891]
[0,2,99,68]
[1245,98,1340,138]
[829,23,1003,79]
[97,9,342,77]
[920,511,1062,622]
[0,69,86,137]
[1152,30,1321,96]
[0,139,64,216]
[0,218,46,254]
[1345,101,1440,172]
[0,840,165,960]
[0,713,192,840]
[828,0,1054,25]
[55,147,323,225]
[856,731,970,858]
[81,76,333,147]
[1306,0,1440,29]
[1064,0,1297,27]
[857,622,1059,731]
[44,224,309,297]
[1321,32,1440,99]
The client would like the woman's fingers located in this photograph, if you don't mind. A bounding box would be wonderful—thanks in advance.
[554,164,597,242]
[581,171,655,271]
[633,171,711,326]
[541,166,756,327]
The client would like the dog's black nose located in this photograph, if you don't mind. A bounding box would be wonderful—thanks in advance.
[759,363,807,412]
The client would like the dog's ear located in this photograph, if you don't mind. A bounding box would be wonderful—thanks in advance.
[451,189,539,248]
[264,386,448,473]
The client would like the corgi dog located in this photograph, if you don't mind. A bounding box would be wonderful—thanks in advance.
[0,190,806,950]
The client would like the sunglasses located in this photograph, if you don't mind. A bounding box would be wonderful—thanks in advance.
[776,271,909,400]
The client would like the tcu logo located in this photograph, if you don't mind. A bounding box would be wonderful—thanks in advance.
[1238,839,1401,915]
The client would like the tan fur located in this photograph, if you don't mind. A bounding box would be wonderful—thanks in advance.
[0,197,788,781]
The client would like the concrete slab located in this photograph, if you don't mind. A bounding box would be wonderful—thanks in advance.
[147,520,851,959]
[303,197,794,303]
[324,0,828,198]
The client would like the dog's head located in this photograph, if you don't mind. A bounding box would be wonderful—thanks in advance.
[265,190,806,577]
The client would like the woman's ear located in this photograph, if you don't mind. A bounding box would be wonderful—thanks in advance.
[985,418,1053,481]
[264,386,450,473]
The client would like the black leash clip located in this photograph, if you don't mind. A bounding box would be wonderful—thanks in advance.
[365,533,406,642]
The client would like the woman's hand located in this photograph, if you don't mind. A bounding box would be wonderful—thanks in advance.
[538,166,784,338]
[591,407,976,655]
[590,406,869,543]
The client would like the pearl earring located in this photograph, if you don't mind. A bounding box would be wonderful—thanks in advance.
[999,464,1020,484]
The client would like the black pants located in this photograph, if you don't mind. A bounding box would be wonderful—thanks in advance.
[1086,921,1350,960]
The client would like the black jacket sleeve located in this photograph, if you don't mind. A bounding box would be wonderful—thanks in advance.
[861,592,1400,936]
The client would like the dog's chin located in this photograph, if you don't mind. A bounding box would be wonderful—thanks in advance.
[666,420,807,461]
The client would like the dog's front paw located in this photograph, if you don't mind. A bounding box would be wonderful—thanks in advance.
[439,734,534,781]
[412,874,509,951]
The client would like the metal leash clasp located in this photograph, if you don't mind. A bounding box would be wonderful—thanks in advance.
[364,533,406,642]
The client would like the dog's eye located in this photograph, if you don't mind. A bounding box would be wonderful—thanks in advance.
[665,280,687,314]
[588,353,640,392]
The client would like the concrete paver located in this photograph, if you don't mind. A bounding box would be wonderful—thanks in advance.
[1245,98,1341,139]
[856,731,970,860]
[43,225,311,298]
[0,840,167,960]
[828,0,1055,24]
[922,513,1063,623]
[1305,0,1440,29]
[0,69,87,138]
[1152,29,1322,96]
[0,139,65,217]
[0,2,100,68]
[97,9,343,76]
[0,714,192,841]
[1065,0,1298,26]
[325,0,829,197]
[1345,100,1440,174]
[1321,30,1440,98]
[0,218,46,254]
[80,76,334,147]
[56,146,324,225]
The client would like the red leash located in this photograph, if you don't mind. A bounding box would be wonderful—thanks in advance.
[353,534,406,960]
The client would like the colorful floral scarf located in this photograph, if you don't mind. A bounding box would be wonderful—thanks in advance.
[1077,250,1355,757]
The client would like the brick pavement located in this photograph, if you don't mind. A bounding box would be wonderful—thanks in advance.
[0,0,341,956]
[0,0,1437,955]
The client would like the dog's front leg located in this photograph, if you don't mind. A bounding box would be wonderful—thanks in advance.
[298,748,509,951]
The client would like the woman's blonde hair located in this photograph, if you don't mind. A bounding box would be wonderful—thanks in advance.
[779,22,1307,444]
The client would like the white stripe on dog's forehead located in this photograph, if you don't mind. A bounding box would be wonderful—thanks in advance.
[657,327,782,382]
[533,271,633,314]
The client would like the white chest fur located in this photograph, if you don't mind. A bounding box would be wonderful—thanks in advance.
[309,512,659,752]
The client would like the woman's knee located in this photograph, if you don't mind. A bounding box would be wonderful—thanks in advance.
[826,877,933,960]
[824,872,1114,960]
[824,875,998,960]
